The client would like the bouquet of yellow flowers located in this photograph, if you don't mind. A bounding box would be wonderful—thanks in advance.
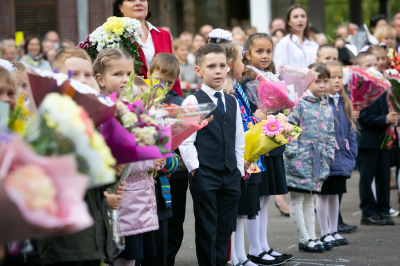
[23,93,116,188]
[8,94,32,133]
[244,113,302,163]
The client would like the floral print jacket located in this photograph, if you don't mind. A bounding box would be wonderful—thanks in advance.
[284,93,335,192]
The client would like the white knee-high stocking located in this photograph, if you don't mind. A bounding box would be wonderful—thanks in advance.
[235,219,258,266]
[303,193,317,240]
[290,192,312,244]
[258,196,281,256]
[316,195,335,241]
[230,231,240,265]
[327,195,343,240]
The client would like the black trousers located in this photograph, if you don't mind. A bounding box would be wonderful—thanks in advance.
[167,178,189,266]
[189,166,241,266]
[338,193,344,224]
[357,148,391,217]
[139,219,168,266]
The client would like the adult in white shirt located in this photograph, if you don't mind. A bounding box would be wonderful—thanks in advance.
[273,4,319,68]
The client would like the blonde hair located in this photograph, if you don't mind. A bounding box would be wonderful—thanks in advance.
[0,43,17,59]
[172,38,190,51]
[93,48,132,76]
[325,61,355,130]
[10,61,26,73]
[52,47,92,71]
[149,53,180,80]
[373,26,396,47]
[0,66,17,93]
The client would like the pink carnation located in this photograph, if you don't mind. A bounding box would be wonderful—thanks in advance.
[262,117,284,137]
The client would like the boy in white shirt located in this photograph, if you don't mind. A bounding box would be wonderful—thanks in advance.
[179,43,245,266]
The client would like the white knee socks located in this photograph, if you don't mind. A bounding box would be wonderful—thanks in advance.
[231,231,240,265]
[290,192,318,246]
[234,219,258,266]
[114,258,136,266]
[316,195,341,241]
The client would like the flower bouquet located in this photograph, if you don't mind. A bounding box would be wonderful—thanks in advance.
[150,103,216,151]
[0,133,92,242]
[23,93,116,188]
[8,94,32,134]
[381,69,400,148]
[387,48,400,73]
[27,69,116,127]
[347,66,391,111]
[78,16,144,71]
[101,98,173,164]
[125,74,169,109]
[245,73,298,113]
[277,65,319,103]
[244,113,302,163]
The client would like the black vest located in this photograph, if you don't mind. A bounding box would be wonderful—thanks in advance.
[194,89,237,171]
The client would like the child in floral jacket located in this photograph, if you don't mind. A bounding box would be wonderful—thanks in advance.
[284,63,335,253]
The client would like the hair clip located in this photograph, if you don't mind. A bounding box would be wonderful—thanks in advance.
[242,44,246,57]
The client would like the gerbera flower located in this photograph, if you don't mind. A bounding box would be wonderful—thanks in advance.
[262,117,284,137]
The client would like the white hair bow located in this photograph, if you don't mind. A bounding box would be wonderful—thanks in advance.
[208,28,233,43]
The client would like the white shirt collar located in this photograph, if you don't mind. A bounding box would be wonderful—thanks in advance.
[146,21,160,33]
[246,65,263,74]
[290,34,311,46]
[201,84,223,97]
[306,89,318,98]
[329,93,340,98]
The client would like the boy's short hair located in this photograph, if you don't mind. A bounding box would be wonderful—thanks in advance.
[172,38,190,51]
[195,43,226,67]
[355,51,374,66]
[10,61,26,73]
[317,44,337,57]
[149,53,180,80]
[52,47,92,70]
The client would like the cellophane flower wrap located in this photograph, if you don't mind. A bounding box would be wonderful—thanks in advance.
[78,17,144,71]
[347,66,390,111]
[245,73,298,113]
[101,98,173,164]
[27,69,116,127]
[0,132,92,242]
[23,93,116,188]
[381,69,400,148]
[244,113,302,163]
[278,65,319,103]
[150,103,216,151]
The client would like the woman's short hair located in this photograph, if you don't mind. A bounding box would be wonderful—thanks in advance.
[24,34,42,55]
[112,0,152,19]
[373,25,396,42]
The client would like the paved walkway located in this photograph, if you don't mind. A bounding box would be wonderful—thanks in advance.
[174,170,400,266]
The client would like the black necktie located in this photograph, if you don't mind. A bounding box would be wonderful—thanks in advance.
[214,92,225,116]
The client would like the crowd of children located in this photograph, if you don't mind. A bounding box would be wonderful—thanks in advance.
[1,3,400,266]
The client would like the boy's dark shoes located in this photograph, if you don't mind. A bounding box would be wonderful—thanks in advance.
[247,251,286,265]
[360,215,386,225]
[338,223,356,233]
[379,212,395,225]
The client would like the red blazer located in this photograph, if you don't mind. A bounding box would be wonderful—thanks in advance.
[137,27,183,97]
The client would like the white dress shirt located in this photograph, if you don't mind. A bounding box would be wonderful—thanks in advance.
[137,21,159,68]
[273,34,319,69]
[329,93,340,106]
[179,84,245,177]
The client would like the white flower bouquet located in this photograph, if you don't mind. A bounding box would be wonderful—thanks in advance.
[78,16,144,71]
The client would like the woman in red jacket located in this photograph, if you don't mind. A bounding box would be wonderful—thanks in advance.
[113,0,183,97]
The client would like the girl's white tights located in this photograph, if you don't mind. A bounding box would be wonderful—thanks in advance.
[231,219,258,266]
[114,258,135,266]
[316,194,343,241]
[245,196,278,261]
[290,192,318,245]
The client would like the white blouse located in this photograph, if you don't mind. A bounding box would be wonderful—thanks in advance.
[273,34,319,69]
[137,21,160,68]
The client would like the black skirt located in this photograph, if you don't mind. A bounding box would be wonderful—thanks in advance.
[258,155,288,196]
[237,183,261,220]
[320,176,347,195]
[117,231,157,260]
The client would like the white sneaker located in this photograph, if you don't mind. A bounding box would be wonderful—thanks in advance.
[389,208,399,217]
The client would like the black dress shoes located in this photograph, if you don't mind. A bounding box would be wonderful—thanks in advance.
[338,223,356,234]
[379,212,395,225]
[361,215,386,225]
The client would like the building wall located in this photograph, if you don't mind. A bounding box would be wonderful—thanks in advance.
[56,0,78,43]
[0,0,15,40]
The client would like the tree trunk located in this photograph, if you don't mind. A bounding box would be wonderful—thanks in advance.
[183,0,196,33]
